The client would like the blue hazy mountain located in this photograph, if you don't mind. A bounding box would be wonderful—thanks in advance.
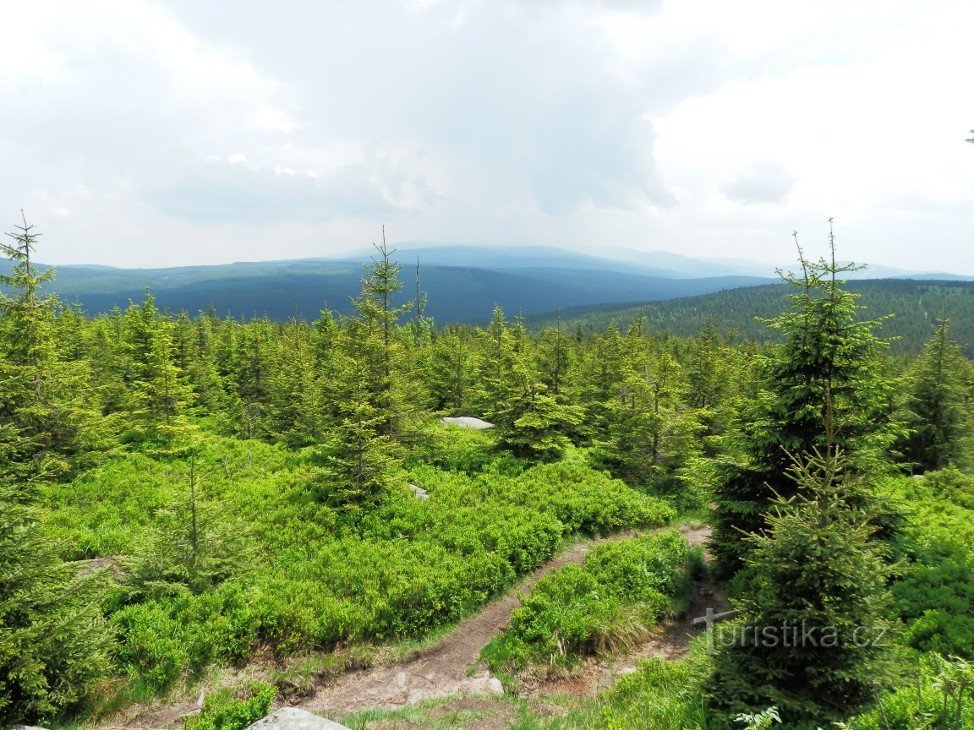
[2,244,968,323]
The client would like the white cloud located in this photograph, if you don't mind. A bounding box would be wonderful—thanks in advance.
[1,0,973,273]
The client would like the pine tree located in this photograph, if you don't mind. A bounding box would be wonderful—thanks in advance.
[349,230,414,439]
[707,447,893,723]
[266,326,321,447]
[475,308,580,459]
[425,325,474,414]
[899,318,972,472]
[711,227,898,576]
[122,295,193,446]
[0,461,110,725]
[123,452,252,599]
[593,347,700,488]
[313,321,400,511]
[0,215,102,476]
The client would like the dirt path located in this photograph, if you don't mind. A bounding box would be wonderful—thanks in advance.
[301,524,711,720]
[300,537,610,717]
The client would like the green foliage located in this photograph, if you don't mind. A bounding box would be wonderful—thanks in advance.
[898,319,973,472]
[708,450,894,724]
[712,249,898,576]
[539,279,974,357]
[885,469,974,658]
[7,217,974,726]
[0,478,111,726]
[484,530,691,669]
[184,682,277,730]
[842,654,974,729]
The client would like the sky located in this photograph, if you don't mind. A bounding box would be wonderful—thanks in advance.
[3,0,974,272]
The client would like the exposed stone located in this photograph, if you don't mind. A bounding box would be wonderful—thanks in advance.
[247,707,349,729]
[440,416,494,430]
[408,483,429,500]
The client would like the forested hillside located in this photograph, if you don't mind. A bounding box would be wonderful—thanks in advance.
[3,222,974,729]
[535,278,974,355]
[0,257,769,322]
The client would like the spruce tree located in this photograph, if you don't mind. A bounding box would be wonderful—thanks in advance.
[313,321,400,510]
[475,307,580,459]
[122,295,193,446]
[0,215,102,476]
[711,227,897,576]
[707,447,893,724]
[425,325,474,414]
[0,446,110,725]
[899,318,971,472]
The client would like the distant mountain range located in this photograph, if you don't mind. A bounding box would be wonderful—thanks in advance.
[342,243,973,281]
[2,244,970,324]
[528,279,974,356]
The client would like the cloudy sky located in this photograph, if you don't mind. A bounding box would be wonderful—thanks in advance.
[3,0,973,272]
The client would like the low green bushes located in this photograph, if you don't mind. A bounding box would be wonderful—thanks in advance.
[43,434,674,694]
[184,682,277,730]
[885,470,974,658]
[484,529,694,670]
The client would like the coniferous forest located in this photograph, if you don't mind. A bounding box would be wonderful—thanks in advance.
[3,218,974,729]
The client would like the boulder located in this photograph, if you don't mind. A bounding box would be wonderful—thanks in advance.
[408,483,429,500]
[247,707,349,729]
[440,416,494,430]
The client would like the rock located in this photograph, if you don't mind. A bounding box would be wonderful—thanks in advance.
[465,673,504,696]
[408,483,429,500]
[440,416,494,430]
[247,707,350,729]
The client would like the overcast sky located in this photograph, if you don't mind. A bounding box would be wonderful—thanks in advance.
[3,0,973,272]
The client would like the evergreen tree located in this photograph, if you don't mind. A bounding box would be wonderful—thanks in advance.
[0,215,102,476]
[349,231,414,439]
[475,308,580,459]
[313,322,400,510]
[123,453,252,599]
[707,448,893,724]
[592,347,700,488]
[425,325,475,414]
[899,318,972,472]
[0,465,110,725]
[122,295,193,445]
[266,327,321,447]
[711,230,897,576]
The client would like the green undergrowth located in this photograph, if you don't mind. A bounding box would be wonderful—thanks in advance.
[884,469,974,658]
[482,529,700,672]
[39,425,675,704]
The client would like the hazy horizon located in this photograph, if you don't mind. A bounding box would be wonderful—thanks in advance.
[3,1,973,271]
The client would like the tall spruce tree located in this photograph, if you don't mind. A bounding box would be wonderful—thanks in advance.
[899,317,972,472]
[711,227,897,576]
[707,447,894,724]
[0,215,102,477]
[122,295,193,446]
[475,307,580,459]
[349,230,414,439]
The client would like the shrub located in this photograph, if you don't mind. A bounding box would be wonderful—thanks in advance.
[184,682,277,730]
[485,531,693,669]
[584,529,692,603]
[506,564,645,666]
[501,462,675,535]
[112,602,188,693]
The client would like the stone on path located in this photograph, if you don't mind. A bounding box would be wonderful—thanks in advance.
[247,707,350,729]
